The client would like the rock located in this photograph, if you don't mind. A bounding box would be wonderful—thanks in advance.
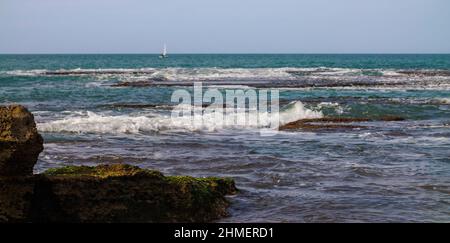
[111,77,168,87]
[396,70,450,77]
[0,176,36,222]
[0,164,237,223]
[111,81,155,87]
[280,116,405,131]
[378,116,405,122]
[0,105,43,176]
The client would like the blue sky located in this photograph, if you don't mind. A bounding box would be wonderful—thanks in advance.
[1,0,449,53]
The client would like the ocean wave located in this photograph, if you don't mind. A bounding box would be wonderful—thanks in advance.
[2,68,155,76]
[3,67,449,78]
[386,97,450,105]
[37,101,322,134]
[4,67,450,89]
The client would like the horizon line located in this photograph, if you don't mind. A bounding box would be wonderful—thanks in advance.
[1,52,450,55]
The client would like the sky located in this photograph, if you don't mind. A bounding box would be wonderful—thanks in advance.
[0,0,449,54]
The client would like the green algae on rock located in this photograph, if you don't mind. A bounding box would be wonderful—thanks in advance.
[1,164,237,223]
[42,164,156,178]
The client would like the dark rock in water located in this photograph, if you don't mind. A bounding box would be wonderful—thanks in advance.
[111,77,169,87]
[0,164,237,223]
[280,118,367,131]
[111,81,154,87]
[378,116,405,122]
[396,70,450,77]
[280,116,405,131]
[0,105,43,176]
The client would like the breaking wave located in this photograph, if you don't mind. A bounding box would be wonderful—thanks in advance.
[386,97,450,105]
[37,101,322,134]
[2,67,450,78]
[4,67,450,89]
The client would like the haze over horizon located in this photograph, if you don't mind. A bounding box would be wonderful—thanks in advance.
[1,0,449,54]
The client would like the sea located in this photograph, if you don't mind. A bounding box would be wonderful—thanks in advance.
[1,54,449,222]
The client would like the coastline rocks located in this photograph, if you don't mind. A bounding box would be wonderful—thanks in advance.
[0,164,237,223]
[0,104,237,222]
[41,164,237,222]
[0,105,43,176]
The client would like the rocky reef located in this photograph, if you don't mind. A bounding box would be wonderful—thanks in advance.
[279,116,405,131]
[0,164,237,223]
[0,105,237,223]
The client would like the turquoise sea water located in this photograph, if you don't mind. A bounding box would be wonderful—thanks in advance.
[1,54,450,222]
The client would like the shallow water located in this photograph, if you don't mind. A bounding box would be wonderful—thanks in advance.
[1,54,449,222]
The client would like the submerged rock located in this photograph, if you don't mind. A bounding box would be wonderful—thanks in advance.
[0,164,237,223]
[280,116,405,131]
[111,81,155,87]
[0,105,43,176]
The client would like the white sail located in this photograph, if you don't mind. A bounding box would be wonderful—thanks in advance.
[159,43,168,58]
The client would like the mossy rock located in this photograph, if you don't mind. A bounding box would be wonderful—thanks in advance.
[43,164,163,178]
[1,164,237,223]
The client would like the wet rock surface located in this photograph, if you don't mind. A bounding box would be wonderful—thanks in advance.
[0,164,236,223]
[0,105,43,176]
[40,164,237,223]
[280,116,405,131]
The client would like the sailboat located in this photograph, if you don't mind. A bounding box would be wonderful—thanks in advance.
[159,44,168,59]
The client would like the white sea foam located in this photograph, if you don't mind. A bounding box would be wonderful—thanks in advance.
[380,70,404,76]
[37,101,322,134]
[146,67,298,81]
[387,97,450,105]
[4,67,450,90]
[3,69,48,76]
[317,102,340,107]
[0,67,413,80]
[433,98,450,104]
[316,102,345,114]
[1,67,294,80]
